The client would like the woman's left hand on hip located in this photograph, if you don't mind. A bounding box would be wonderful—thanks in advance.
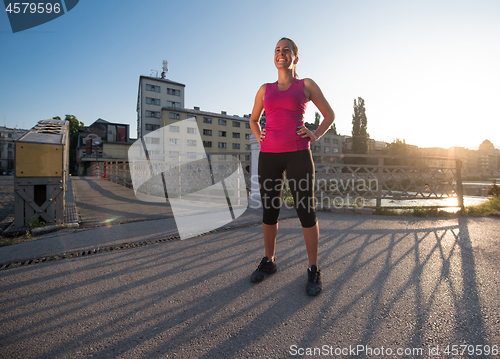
[296,125,318,141]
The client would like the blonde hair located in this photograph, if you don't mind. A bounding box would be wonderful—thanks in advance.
[279,37,299,78]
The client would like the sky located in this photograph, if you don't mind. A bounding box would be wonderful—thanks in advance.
[1,0,499,150]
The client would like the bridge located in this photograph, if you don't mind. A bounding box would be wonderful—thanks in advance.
[0,174,499,358]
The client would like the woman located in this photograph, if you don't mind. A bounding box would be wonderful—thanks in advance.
[249,37,335,296]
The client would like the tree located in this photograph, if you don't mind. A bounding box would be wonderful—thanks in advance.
[54,115,84,175]
[314,111,321,126]
[351,97,369,162]
[383,138,410,166]
[331,122,338,135]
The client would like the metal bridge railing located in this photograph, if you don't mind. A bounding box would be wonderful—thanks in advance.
[92,153,251,202]
[312,154,464,209]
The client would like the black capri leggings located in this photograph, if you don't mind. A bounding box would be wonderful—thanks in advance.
[258,149,317,228]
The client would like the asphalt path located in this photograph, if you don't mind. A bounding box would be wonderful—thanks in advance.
[1,212,499,358]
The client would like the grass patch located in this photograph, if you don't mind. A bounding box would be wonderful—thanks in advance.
[373,206,454,217]
[458,196,500,217]
[374,197,500,217]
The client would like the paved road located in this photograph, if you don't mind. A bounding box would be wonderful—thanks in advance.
[71,176,175,227]
[1,210,499,358]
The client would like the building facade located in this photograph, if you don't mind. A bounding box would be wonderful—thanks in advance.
[0,126,28,173]
[137,75,186,139]
[76,119,132,175]
[137,74,253,172]
[161,107,253,161]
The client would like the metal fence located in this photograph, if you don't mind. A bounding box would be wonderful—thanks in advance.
[92,154,251,200]
[312,154,464,209]
[93,153,464,210]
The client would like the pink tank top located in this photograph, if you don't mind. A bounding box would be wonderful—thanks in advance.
[261,78,309,153]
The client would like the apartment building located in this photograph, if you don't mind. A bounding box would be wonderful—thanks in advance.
[137,75,185,139]
[137,74,252,167]
[0,126,28,173]
[161,107,252,160]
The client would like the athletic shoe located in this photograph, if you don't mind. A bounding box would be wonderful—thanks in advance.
[306,265,322,296]
[250,256,277,283]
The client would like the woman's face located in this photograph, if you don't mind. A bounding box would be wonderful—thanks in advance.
[274,39,297,71]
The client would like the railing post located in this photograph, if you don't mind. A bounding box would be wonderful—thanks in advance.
[456,159,464,210]
[376,157,384,208]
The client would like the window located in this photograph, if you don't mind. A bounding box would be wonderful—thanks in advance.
[245,144,251,150]
[218,142,227,148]
[187,127,197,134]
[187,116,197,121]
[332,147,339,153]
[245,123,251,129]
[232,143,240,149]
[145,137,160,144]
[218,119,226,126]
[245,133,251,139]
[203,117,212,124]
[187,140,196,146]
[146,110,161,118]
[167,101,181,108]
[324,147,330,153]
[245,155,250,161]
[203,129,212,136]
[146,97,160,105]
[218,155,226,160]
[167,88,181,96]
[324,138,330,143]
[169,138,180,145]
[232,121,240,127]
[8,133,13,138]
[149,150,160,156]
[7,143,14,149]
[203,141,212,148]
[170,125,180,132]
[8,151,13,158]
[232,132,240,139]
[333,139,339,144]
[187,152,197,159]
[169,113,180,119]
[145,124,160,131]
[218,131,226,137]
[146,84,161,93]
[169,151,179,157]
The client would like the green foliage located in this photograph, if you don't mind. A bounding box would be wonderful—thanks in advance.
[314,111,321,126]
[29,216,46,228]
[486,180,500,197]
[282,187,295,205]
[460,196,500,216]
[351,97,369,154]
[383,138,416,166]
[54,115,84,175]
[331,122,338,135]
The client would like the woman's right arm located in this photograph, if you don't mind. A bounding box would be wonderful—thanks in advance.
[249,84,266,144]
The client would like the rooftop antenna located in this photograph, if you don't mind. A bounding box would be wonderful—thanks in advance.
[150,69,158,77]
[161,60,168,79]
